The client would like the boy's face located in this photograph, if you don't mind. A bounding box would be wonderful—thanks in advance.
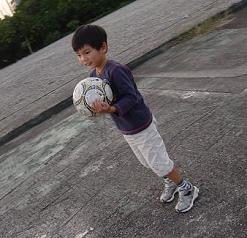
[76,43,107,70]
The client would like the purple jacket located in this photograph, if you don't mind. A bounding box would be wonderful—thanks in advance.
[90,60,152,135]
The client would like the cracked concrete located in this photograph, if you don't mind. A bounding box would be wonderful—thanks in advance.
[0,2,247,238]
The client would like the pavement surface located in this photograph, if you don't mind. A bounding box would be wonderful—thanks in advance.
[0,4,247,238]
[0,0,244,145]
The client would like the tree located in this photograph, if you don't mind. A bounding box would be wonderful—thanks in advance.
[0,0,135,69]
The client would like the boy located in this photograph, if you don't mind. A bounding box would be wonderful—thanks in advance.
[72,24,199,213]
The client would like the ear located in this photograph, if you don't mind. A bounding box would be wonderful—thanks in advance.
[101,42,108,53]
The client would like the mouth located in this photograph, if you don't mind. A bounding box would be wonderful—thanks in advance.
[85,62,93,67]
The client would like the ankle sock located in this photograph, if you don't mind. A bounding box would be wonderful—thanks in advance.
[178,179,192,191]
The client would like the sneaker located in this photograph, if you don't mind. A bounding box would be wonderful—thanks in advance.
[175,185,199,213]
[160,178,178,203]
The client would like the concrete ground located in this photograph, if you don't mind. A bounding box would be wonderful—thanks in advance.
[0,0,243,145]
[0,3,247,238]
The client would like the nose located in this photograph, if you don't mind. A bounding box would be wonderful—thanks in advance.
[79,55,85,63]
[78,54,87,64]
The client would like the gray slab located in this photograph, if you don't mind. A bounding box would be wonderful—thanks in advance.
[0,88,246,237]
[136,75,247,94]
[0,0,242,139]
[134,28,247,77]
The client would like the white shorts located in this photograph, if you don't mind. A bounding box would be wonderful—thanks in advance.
[123,117,174,177]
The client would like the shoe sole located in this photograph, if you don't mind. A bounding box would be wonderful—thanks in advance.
[176,186,199,213]
[160,187,178,203]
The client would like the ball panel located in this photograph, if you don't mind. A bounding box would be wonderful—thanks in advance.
[73,77,113,117]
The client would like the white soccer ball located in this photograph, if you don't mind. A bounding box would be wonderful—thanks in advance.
[73,77,113,117]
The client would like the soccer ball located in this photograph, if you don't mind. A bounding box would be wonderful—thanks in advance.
[73,77,113,117]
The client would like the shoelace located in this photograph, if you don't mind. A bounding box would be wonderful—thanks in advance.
[164,178,175,188]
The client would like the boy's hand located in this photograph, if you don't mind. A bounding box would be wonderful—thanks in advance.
[91,100,117,113]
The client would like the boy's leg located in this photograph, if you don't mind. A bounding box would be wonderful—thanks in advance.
[125,119,199,212]
[165,167,199,213]
[124,135,150,169]
[151,116,180,202]
[124,121,176,202]
[160,167,181,203]
[175,180,199,213]
[150,121,199,212]
[166,167,183,184]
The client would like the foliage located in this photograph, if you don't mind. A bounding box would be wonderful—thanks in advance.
[0,0,135,69]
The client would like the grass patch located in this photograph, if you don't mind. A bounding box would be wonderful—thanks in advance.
[170,0,247,45]
[172,13,232,45]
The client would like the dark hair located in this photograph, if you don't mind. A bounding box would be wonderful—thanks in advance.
[72,24,107,52]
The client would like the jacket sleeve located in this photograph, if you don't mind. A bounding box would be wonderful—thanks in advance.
[111,66,139,116]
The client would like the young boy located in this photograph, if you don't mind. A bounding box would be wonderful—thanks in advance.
[72,24,199,213]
